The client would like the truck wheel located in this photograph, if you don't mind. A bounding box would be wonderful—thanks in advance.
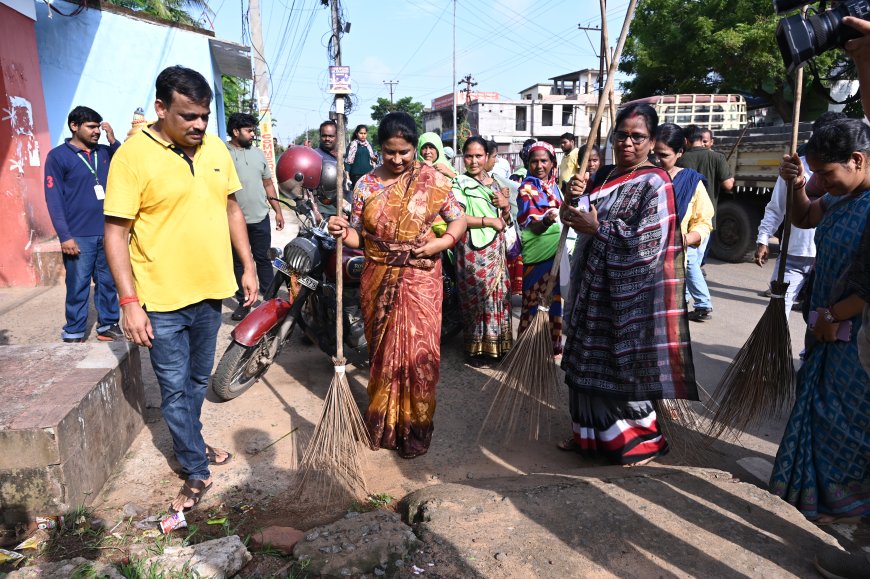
[711,202,756,263]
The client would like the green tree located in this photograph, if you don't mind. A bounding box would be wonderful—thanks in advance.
[293,128,321,147]
[103,0,212,25]
[221,75,256,126]
[619,0,843,122]
[370,97,425,133]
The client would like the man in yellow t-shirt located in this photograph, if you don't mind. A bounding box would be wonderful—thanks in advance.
[558,132,579,190]
[104,66,256,514]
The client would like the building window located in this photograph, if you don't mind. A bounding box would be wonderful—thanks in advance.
[542,104,553,127]
[562,105,573,126]
[516,106,527,131]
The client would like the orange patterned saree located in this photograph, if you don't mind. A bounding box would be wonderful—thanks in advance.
[351,162,463,458]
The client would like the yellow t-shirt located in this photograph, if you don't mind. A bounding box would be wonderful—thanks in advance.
[104,127,242,312]
[559,147,579,188]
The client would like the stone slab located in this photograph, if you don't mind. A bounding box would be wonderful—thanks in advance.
[0,343,144,524]
[401,467,844,578]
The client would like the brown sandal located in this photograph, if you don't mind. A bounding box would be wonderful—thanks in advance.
[171,479,212,513]
[557,438,581,452]
[205,445,233,466]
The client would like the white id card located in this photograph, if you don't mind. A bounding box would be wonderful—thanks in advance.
[94,184,105,200]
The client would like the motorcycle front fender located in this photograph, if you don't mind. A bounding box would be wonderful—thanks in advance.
[231,298,293,347]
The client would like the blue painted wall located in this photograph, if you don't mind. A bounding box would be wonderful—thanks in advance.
[34,0,227,146]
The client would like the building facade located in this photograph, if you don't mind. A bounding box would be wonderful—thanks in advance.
[424,69,620,158]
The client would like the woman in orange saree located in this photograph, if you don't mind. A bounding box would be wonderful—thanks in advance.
[328,113,466,458]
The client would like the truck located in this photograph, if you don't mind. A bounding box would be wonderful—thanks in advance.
[709,122,813,262]
[620,93,813,263]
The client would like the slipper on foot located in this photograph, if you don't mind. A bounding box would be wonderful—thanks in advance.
[170,479,212,513]
[205,446,233,466]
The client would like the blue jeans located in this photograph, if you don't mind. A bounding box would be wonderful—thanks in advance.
[770,254,814,314]
[62,235,119,339]
[147,300,222,481]
[233,215,274,301]
[686,235,713,310]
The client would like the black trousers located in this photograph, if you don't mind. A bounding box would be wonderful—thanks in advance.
[233,214,274,302]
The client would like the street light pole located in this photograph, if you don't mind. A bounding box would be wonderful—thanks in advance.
[383,80,398,104]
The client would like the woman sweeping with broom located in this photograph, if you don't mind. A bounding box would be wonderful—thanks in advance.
[558,103,698,465]
[327,112,466,459]
[770,118,870,523]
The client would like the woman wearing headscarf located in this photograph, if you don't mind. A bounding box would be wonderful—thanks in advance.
[327,113,467,459]
[417,132,457,180]
[516,141,564,356]
[346,124,378,188]
[559,103,698,465]
[452,137,513,366]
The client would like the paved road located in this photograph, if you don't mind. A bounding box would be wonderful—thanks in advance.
[2,242,865,552]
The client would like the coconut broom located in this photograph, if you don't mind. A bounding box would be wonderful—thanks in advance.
[705,59,805,440]
[295,90,371,503]
[479,0,639,441]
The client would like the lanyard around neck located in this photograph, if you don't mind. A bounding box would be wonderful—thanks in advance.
[76,150,99,184]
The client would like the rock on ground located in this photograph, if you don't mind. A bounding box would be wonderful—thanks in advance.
[251,525,305,554]
[400,467,843,579]
[140,534,251,578]
[6,557,124,578]
[293,510,420,577]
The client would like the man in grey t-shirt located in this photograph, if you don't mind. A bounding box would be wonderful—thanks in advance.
[226,113,284,320]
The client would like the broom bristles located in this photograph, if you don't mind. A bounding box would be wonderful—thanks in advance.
[706,283,796,440]
[294,357,371,504]
[479,310,561,441]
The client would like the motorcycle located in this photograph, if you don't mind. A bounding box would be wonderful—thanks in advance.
[212,146,463,401]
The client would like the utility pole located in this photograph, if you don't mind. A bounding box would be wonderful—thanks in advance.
[458,73,477,137]
[578,20,605,146]
[249,0,276,176]
[330,0,347,211]
[383,80,398,104]
[458,74,477,106]
[451,0,457,165]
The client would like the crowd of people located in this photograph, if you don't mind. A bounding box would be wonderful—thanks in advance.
[39,17,870,575]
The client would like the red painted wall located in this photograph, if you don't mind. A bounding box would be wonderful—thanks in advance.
[0,5,54,287]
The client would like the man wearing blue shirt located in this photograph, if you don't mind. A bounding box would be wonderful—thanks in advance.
[44,106,123,343]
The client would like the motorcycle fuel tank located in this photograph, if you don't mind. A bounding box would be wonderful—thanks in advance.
[325,245,365,283]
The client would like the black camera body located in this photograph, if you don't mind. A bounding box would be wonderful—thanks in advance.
[775,0,870,73]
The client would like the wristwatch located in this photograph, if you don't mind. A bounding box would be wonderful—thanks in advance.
[822,308,838,324]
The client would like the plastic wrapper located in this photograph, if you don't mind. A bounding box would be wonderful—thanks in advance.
[159,511,187,534]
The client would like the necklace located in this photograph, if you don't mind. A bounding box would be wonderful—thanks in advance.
[603,159,649,186]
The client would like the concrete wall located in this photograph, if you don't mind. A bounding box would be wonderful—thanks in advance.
[34,0,226,146]
[0,2,55,287]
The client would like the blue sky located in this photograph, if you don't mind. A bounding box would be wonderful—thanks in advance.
[208,0,634,144]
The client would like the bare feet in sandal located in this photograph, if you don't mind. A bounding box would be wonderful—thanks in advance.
[170,478,213,513]
[624,456,657,468]
[205,445,233,466]
[557,438,580,452]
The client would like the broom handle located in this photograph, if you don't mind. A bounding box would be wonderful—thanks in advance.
[334,97,347,361]
[776,45,805,287]
[543,0,638,290]
[600,0,617,130]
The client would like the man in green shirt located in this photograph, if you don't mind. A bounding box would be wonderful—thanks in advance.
[226,113,284,320]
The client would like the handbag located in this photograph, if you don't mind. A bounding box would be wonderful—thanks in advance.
[504,222,522,261]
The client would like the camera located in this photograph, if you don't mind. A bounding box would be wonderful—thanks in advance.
[775,0,870,73]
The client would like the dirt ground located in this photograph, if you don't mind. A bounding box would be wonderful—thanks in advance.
[1,244,867,574]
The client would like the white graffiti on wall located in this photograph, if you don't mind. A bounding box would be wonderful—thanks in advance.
[2,95,41,173]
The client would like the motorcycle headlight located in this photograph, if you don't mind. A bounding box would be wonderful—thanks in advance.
[283,237,321,275]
